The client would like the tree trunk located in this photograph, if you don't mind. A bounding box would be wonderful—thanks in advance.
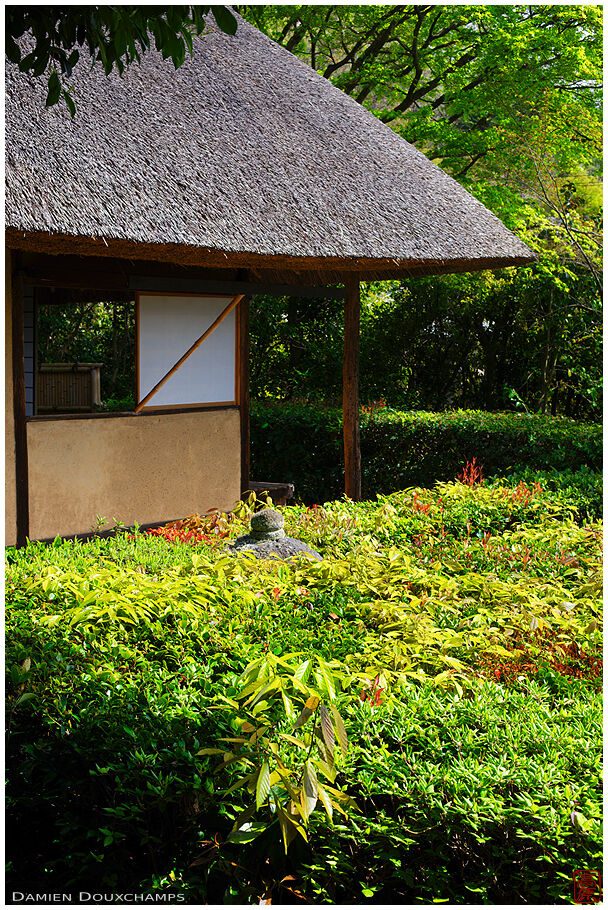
[343,277,361,501]
[286,296,303,398]
[539,288,557,413]
[109,302,120,396]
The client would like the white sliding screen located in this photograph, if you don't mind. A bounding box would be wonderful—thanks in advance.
[137,294,237,409]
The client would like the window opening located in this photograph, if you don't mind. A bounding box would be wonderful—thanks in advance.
[136,293,239,410]
[34,289,136,414]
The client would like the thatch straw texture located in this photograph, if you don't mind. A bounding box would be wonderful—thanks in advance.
[5,14,534,277]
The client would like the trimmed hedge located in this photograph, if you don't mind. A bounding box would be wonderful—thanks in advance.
[251,402,602,503]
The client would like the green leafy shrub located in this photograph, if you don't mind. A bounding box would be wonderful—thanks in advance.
[300,683,602,904]
[98,394,136,412]
[252,401,344,503]
[6,481,602,902]
[251,401,602,504]
[487,465,603,522]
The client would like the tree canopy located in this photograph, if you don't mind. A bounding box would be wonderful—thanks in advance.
[6,5,237,114]
[238,4,602,418]
[239,4,602,282]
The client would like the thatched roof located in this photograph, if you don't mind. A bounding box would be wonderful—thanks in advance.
[5,13,535,279]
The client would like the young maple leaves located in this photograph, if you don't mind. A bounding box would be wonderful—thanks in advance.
[200,655,357,852]
[360,675,385,707]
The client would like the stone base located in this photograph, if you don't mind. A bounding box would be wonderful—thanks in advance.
[228,534,322,562]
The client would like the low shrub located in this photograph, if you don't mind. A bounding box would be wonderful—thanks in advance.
[486,465,603,522]
[251,401,602,505]
[6,481,602,902]
[301,682,602,904]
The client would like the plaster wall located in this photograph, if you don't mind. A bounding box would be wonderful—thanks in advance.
[5,258,17,545]
[27,409,241,540]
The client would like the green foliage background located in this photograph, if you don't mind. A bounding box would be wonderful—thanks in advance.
[250,266,601,417]
[37,300,136,409]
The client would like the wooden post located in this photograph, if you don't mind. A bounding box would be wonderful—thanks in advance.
[11,261,30,545]
[238,296,251,494]
[343,276,361,501]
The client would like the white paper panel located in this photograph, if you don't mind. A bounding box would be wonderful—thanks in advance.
[138,295,236,407]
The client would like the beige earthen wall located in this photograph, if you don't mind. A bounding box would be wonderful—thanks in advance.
[5,256,17,546]
[27,409,241,540]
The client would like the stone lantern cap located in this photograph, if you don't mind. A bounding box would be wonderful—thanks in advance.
[250,508,285,539]
[229,508,322,561]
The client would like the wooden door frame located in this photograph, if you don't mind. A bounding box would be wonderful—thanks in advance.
[11,255,30,545]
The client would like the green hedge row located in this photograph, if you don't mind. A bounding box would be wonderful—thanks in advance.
[251,402,602,504]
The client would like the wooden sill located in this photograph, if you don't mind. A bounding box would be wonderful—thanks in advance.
[26,404,239,422]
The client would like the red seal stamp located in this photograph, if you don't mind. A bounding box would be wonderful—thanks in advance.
[573,870,602,904]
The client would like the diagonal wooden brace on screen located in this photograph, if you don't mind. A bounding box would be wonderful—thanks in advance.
[135,294,244,413]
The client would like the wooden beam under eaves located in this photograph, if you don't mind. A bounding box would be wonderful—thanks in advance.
[129,276,345,299]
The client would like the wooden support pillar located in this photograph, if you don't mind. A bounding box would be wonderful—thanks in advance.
[238,295,251,494]
[11,261,30,546]
[343,276,361,501]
